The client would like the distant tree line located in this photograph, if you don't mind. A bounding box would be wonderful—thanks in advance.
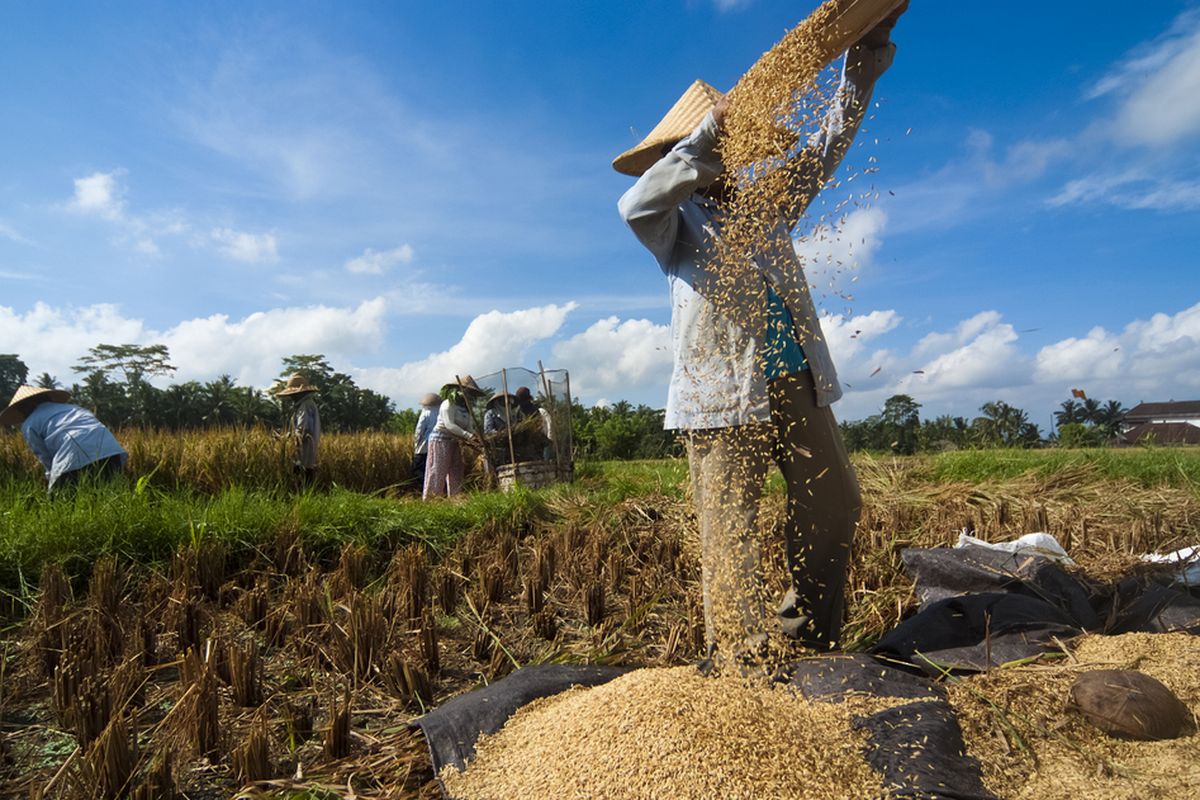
[570,400,682,461]
[1,349,1132,455]
[0,348,394,432]
[840,393,1129,453]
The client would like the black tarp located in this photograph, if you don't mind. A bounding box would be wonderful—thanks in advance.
[413,663,629,774]
[873,544,1199,673]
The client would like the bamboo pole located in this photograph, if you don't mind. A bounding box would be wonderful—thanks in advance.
[499,368,517,469]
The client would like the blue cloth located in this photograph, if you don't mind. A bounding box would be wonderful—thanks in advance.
[414,405,440,455]
[20,402,126,489]
[762,284,809,381]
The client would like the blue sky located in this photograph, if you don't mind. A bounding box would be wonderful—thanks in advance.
[2,1,1198,428]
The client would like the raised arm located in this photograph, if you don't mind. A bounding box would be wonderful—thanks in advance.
[778,10,902,229]
[617,115,724,266]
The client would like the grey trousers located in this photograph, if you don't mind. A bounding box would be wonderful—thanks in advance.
[686,370,862,658]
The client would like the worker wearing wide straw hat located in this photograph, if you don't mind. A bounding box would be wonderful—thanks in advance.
[424,375,485,499]
[274,373,321,486]
[412,391,442,490]
[616,6,906,669]
[0,385,127,493]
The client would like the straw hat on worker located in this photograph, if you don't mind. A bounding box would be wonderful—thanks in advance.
[441,375,486,399]
[613,79,724,177]
[274,373,319,397]
[0,385,71,427]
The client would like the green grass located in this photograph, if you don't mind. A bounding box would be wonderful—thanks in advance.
[3,447,1197,597]
[0,477,546,593]
[921,447,1200,488]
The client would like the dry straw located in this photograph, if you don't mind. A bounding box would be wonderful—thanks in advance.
[948,632,1200,800]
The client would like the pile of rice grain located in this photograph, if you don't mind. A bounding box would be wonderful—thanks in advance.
[440,666,896,800]
[949,632,1200,800]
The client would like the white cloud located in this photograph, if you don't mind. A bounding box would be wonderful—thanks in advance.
[1034,327,1123,383]
[794,207,887,292]
[1047,169,1200,212]
[0,299,389,389]
[70,171,125,219]
[552,317,673,401]
[211,227,279,264]
[897,312,1027,395]
[713,0,753,11]
[0,220,31,245]
[345,244,415,275]
[162,298,388,385]
[0,302,149,379]
[822,309,901,366]
[1088,9,1200,148]
[356,303,578,402]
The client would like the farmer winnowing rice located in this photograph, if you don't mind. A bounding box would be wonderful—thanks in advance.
[616,5,907,668]
[0,385,127,493]
[425,375,485,499]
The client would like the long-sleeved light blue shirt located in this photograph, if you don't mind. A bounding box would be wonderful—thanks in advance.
[20,402,127,489]
[413,405,440,455]
[618,43,893,430]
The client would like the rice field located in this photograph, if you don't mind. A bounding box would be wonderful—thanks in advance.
[0,439,1197,798]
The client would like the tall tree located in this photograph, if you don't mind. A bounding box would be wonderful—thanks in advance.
[73,343,177,383]
[34,372,59,389]
[1054,399,1083,428]
[973,401,1041,448]
[879,394,922,454]
[1093,400,1127,437]
[0,354,29,401]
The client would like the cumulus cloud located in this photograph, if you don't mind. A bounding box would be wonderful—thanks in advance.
[1034,326,1123,383]
[345,244,414,275]
[552,317,673,401]
[901,312,1025,393]
[162,298,388,385]
[794,207,887,292]
[70,171,125,219]
[0,298,388,389]
[355,303,578,403]
[211,227,279,264]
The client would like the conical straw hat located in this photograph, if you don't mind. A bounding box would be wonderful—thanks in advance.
[419,392,441,407]
[0,385,70,426]
[613,80,724,177]
[274,373,319,397]
[442,375,485,398]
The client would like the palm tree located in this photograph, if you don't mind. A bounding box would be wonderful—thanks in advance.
[1080,397,1102,425]
[1055,399,1083,428]
[1093,400,1127,437]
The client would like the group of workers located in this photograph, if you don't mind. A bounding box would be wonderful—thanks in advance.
[414,375,554,499]
[0,372,554,500]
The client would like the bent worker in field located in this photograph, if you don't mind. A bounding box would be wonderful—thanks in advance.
[616,7,905,669]
[0,385,127,494]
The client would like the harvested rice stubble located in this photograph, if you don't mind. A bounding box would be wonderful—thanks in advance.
[440,666,896,800]
[948,632,1200,800]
